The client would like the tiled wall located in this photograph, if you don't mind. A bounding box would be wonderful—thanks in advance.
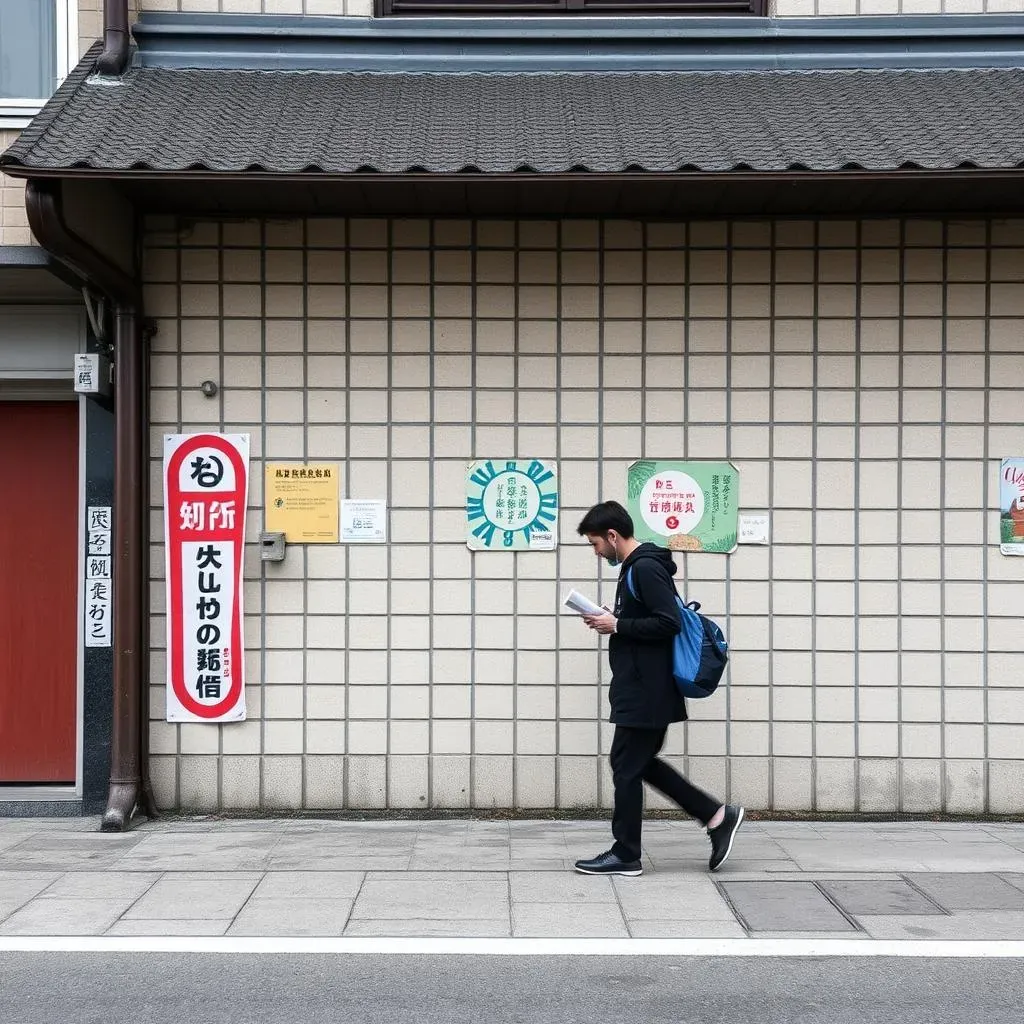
[79,0,103,57]
[128,0,1024,15]
[774,0,1024,13]
[0,133,30,246]
[134,1,373,15]
[143,216,1024,815]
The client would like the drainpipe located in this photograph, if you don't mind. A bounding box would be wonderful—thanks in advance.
[26,180,155,831]
[97,0,131,77]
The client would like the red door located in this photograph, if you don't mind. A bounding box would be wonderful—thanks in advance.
[0,401,79,783]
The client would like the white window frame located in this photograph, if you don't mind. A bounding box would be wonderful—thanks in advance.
[1,0,79,129]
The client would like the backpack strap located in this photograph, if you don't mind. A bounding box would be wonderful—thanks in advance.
[626,561,688,611]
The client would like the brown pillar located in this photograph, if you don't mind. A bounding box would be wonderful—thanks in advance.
[101,306,143,831]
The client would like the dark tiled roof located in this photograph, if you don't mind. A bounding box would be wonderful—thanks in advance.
[4,57,1024,176]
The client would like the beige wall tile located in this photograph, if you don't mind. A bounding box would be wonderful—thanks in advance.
[142,215,1022,812]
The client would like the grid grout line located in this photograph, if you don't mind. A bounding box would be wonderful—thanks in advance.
[140,215,1024,816]
[895,218,907,817]
[852,218,863,812]
[809,220,820,812]
[938,219,949,813]
[342,218,353,809]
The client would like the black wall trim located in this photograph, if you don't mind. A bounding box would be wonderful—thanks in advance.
[82,335,115,815]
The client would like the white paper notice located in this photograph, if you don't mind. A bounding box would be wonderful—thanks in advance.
[85,506,112,648]
[341,499,387,543]
[738,512,770,546]
[563,589,606,616]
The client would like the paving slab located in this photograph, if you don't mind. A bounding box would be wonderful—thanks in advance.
[646,858,795,874]
[614,877,737,922]
[0,871,59,901]
[720,881,858,933]
[267,840,411,871]
[115,833,279,872]
[512,902,629,938]
[0,897,136,935]
[0,872,60,924]
[5,818,1024,942]
[509,871,618,904]
[508,859,575,872]
[250,871,364,899]
[407,853,512,872]
[344,918,511,937]
[227,897,354,936]
[818,879,946,917]
[123,874,261,920]
[0,833,32,855]
[903,872,1024,911]
[917,852,1024,873]
[858,912,1024,940]
[0,833,145,873]
[627,919,747,938]
[351,874,508,921]
[36,871,161,901]
[721,872,905,882]
[773,841,934,873]
[105,919,231,936]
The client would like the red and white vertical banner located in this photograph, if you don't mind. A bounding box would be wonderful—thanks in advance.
[163,433,249,723]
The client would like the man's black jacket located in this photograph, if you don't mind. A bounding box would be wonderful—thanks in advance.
[608,543,687,728]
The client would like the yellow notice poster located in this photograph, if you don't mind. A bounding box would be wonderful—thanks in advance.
[265,463,339,543]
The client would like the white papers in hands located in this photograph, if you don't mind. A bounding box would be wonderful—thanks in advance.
[564,589,606,617]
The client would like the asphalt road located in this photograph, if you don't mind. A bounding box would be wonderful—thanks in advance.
[2,954,1022,1023]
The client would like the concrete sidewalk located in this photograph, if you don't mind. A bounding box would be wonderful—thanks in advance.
[2,817,1024,940]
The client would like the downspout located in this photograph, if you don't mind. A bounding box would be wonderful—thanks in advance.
[97,0,131,77]
[26,179,154,832]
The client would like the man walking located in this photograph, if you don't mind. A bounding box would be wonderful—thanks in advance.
[574,500,743,877]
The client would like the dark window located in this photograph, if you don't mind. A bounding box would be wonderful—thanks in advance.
[380,0,765,15]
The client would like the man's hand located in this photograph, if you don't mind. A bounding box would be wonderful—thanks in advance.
[583,611,617,635]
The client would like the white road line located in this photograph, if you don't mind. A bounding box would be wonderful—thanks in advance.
[1,937,1024,957]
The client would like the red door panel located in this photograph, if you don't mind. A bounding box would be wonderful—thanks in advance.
[0,401,79,783]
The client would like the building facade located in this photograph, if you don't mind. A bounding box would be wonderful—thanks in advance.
[3,1,1024,821]
[1,0,114,815]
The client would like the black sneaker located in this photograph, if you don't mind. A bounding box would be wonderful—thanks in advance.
[707,805,744,872]
[574,850,643,877]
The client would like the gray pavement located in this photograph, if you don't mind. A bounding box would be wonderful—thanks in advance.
[2,952,1024,1023]
[2,816,1024,939]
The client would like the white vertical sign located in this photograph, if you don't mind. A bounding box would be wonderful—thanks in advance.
[85,506,112,648]
[164,433,249,723]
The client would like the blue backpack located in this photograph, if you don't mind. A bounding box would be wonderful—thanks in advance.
[625,567,728,700]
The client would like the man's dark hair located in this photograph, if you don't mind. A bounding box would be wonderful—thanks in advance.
[577,501,635,538]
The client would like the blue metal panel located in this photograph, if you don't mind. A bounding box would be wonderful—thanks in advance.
[132,13,1024,73]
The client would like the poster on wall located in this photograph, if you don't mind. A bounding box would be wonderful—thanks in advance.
[265,463,339,543]
[163,433,249,723]
[466,458,558,551]
[84,506,112,648]
[341,499,388,543]
[627,460,739,554]
[999,458,1024,556]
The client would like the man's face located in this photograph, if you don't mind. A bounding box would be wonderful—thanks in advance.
[585,532,617,561]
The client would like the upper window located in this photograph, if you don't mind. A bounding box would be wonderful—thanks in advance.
[380,0,765,13]
[1,0,76,125]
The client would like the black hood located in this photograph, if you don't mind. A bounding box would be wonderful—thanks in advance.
[620,542,677,578]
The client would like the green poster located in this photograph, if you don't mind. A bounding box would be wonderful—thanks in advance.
[626,461,739,554]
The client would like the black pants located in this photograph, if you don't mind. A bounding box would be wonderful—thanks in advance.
[610,725,720,863]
